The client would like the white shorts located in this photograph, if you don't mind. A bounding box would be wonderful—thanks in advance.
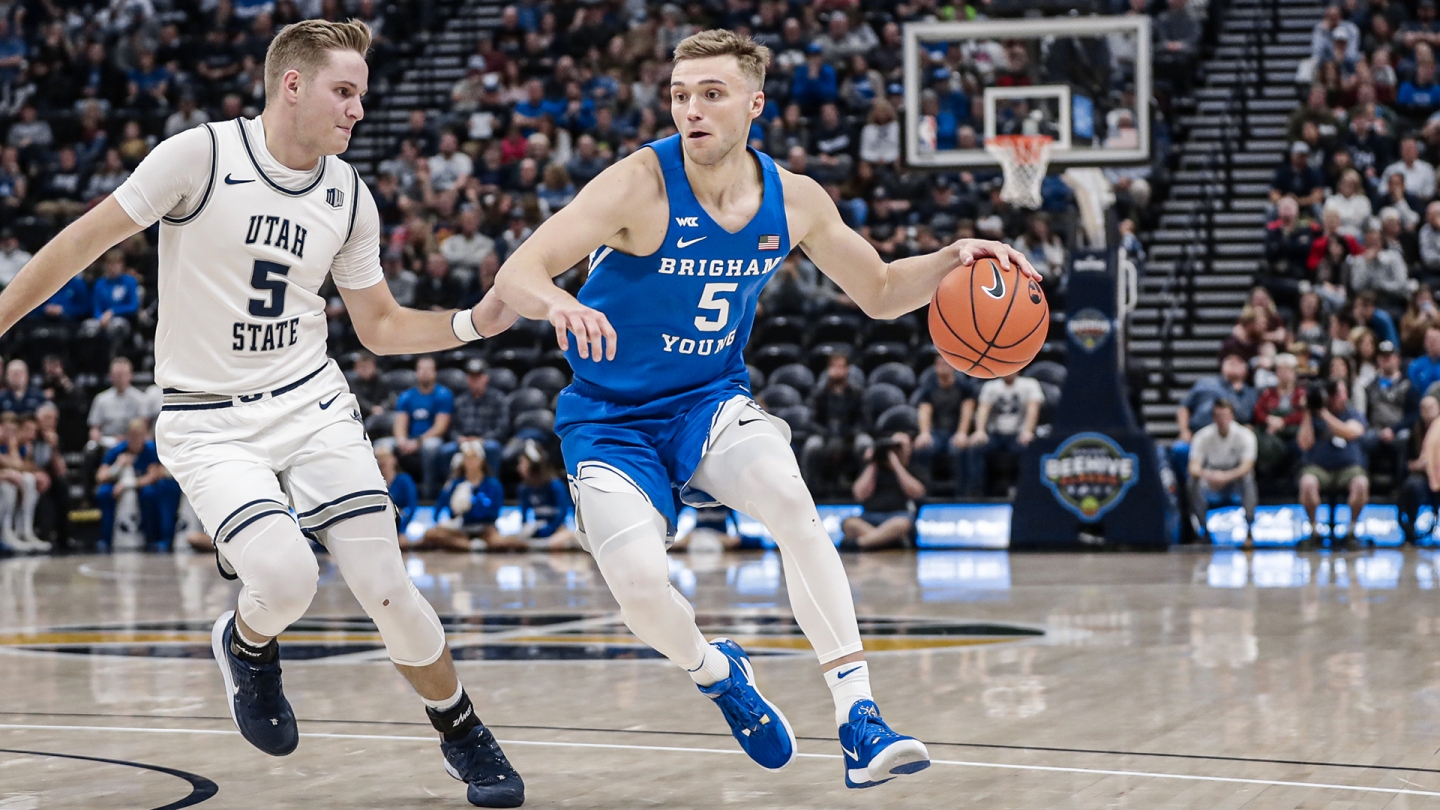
[154,361,390,545]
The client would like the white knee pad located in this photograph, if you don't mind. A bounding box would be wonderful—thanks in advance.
[227,514,319,638]
[322,511,446,667]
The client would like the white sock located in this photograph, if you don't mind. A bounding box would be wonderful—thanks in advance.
[421,681,465,711]
[825,661,873,726]
[687,644,731,687]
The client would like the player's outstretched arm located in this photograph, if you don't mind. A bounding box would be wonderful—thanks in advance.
[0,196,145,338]
[339,281,520,356]
[784,172,1039,320]
[493,156,654,361]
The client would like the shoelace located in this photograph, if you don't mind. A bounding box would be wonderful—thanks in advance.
[716,681,772,737]
[847,711,895,759]
[237,659,286,714]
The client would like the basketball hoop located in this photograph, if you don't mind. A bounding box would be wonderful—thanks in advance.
[985,134,1054,210]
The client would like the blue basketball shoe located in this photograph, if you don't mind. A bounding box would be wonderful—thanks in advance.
[210,610,299,756]
[838,700,930,788]
[439,722,525,808]
[697,638,796,770]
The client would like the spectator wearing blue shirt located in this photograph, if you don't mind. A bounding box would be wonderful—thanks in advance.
[0,19,26,87]
[496,442,577,550]
[392,356,454,498]
[94,418,181,550]
[1297,379,1370,547]
[1409,326,1440,394]
[1172,354,1259,476]
[558,82,597,134]
[82,250,139,364]
[125,50,170,111]
[513,79,567,136]
[0,359,44,415]
[1398,60,1440,112]
[30,271,87,323]
[413,443,504,552]
[1354,291,1400,347]
[375,445,418,535]
[790,43,838,113]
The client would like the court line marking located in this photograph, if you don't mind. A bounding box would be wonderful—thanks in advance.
[0,722,1437,798]
[7,709,1440,779]
[0,746,218,809]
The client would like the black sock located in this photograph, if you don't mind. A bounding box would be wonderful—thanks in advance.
[427,690,480,742]
[229,621,278,664]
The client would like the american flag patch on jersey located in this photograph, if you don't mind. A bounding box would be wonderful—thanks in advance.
[757,234,780,250]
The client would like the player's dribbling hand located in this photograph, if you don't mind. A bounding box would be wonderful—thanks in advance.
[949,239,1041,282]
[548,296,617,361]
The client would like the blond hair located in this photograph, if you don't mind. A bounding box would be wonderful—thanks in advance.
[264,19,372,102]
[672,29,771,90]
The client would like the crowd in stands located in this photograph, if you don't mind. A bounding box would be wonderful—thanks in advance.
[1172,0,1440,546]
[0,0,1192,554]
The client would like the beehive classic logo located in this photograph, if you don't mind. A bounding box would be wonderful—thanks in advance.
[1041,432,1139,521]
[1067,308,1112,352]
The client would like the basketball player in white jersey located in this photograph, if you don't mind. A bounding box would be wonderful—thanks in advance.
[0,20,524,808]
[495,30,1038,788]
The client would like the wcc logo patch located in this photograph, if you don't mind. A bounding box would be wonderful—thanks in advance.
[1041,432,1139,521]
[326,187,345,208]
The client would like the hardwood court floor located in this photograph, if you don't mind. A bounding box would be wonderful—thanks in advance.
[2,547,1440,808]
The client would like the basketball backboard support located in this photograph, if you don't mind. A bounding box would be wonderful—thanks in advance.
[903,16,1152,169]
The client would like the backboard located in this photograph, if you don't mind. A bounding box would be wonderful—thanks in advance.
[902,16,1152,169]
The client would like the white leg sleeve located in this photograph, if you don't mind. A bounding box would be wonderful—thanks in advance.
[574,473,710,672]
[17,473,36,537]
[0,482,16,542]
[689,414,864,664]
[321,510,447,667]
[224,513,320,638]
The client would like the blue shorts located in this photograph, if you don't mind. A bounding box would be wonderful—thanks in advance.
[555,376,750,531]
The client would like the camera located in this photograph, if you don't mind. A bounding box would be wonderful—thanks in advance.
[872,436,903,460]
[1305,380,1334,413]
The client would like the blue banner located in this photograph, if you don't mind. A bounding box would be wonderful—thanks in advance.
[915,504,1013,548]
[1206,504,1404,546]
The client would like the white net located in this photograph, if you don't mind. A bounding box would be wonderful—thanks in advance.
[985,135,1053,210]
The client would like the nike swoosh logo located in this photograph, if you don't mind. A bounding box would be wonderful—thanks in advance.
[224,174,255,185]
[676,236,707,248]
[981,263,1006,300]
[841,746,858,760]
[319,394,340,410]
[737,417,765,426]
[836,666,862,679]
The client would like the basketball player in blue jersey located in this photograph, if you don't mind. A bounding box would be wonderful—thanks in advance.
[495,30,1039,788]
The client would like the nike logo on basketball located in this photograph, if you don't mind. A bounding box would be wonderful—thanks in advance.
[224,174,255,185]
[676,236,708,248]
[836,666,862,679]
[981,264,1006,299]
[319,394,340,410]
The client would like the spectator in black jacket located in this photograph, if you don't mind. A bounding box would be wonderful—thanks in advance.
[802,352,867,497]
[412,252,466,311]
[1271,142,1326,207]
[1265,196,1321,293]
[438,358,509,482]
[1364,339,1413,478]
[349,351,391,418]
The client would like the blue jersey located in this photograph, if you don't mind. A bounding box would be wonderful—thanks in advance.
[566,134,791,403]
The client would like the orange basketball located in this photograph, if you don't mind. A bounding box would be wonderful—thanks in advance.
[928,257,1049,379]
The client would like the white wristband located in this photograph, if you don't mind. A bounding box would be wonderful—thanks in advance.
[451,309,483,343]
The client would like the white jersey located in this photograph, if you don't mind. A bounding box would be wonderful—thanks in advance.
[113,116,383,395]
